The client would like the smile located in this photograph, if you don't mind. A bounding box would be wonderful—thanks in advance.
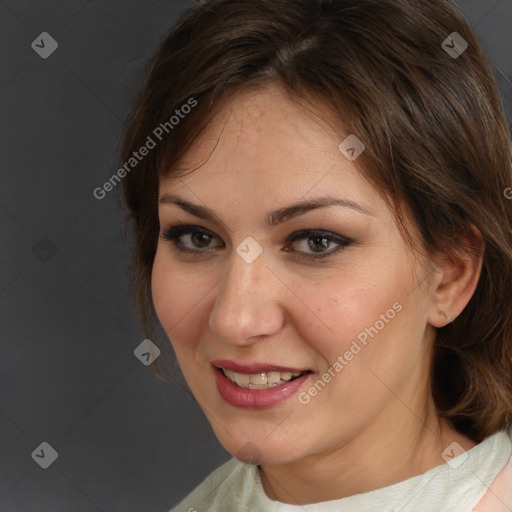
[212,364,313,409]
[221,368,305,389]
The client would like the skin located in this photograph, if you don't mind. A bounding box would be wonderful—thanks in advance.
[151,84,484,505]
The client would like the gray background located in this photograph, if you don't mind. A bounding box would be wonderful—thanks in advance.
[1,1,511,511]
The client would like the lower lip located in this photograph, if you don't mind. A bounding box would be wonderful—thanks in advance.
[213,367,312,409]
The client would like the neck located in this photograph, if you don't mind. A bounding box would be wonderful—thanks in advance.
[259,398,476,505]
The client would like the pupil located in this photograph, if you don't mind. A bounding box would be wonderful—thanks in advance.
[308,236,329,252]
[192,233,210,248]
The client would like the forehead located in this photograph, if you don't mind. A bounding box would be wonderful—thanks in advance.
[193,86,340,151]
[161,86,379,204]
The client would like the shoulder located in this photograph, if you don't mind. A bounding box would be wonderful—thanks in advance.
[168,457,256,512]
[474,434,512,512]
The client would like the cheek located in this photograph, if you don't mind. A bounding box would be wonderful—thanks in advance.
[151,249,207,352]
[288,266,425,402]
[292,270,405,353]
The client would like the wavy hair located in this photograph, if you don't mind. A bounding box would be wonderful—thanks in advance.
[121,0,512,443]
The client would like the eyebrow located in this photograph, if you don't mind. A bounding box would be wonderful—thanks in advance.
[158,193,375,229]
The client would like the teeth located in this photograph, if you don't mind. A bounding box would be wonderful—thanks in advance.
[222,369,303,389]
[249,373,266,385]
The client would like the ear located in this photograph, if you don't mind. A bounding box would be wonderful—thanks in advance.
[427,225,485,328]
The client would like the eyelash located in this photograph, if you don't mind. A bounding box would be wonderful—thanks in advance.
[159,224,353,261]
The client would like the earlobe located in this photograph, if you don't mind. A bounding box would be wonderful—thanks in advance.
[434,309,453,327]
[427,225,485,328]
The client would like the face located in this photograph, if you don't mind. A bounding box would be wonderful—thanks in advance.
[152,85,437,466]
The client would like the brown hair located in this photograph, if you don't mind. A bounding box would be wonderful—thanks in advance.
[121,0,512,443]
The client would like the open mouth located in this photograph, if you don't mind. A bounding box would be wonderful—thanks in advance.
[212,363,314,408]
[219,368,312,389]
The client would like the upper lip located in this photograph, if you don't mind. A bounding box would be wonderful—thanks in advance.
[211,359,311,374]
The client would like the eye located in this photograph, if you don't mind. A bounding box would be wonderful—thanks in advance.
[160,224,352,260]
[284,229,352,260]
[160,225,223,254]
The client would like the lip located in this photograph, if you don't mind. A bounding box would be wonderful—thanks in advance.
[212,365,312,409]
[211,359,310,374]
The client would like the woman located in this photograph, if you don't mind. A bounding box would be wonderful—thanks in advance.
[121,0,512,510]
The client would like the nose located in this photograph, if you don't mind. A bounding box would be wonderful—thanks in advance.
[208,247,285,346]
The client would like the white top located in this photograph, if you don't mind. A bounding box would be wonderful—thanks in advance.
[169,430,512,512]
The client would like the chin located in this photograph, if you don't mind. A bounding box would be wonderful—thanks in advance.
[222,436,303,466]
